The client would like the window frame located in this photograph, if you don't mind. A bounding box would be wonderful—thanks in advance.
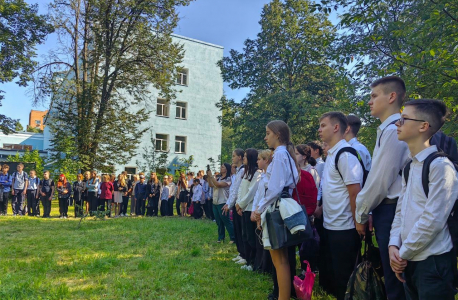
[175,102,187,120]
[176,69,188,86]
[155,134,169,152]
[156,99,170,118]
[175,136,187,154]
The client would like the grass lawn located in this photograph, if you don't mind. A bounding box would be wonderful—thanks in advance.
[0,202,335,300]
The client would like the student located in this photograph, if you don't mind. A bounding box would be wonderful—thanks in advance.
[134,174,147,216]
[37,170,54,218]
[202,175,213,220]
[116,174,129,217]
[26,170,40,216]
[0,164,12,216]
[11,163,29,216]
[73,174,86,218]
[147,172,161,217]
[86,171,99,215]
[251,150,273,274]
[176,173,188,217]
[253,120,300,300]
[100,175,114,217]
[167,175,176,216]
[307,141,325,179]
[186,172,194,213]
[318,112,364,300]
[355,76,409,300]
[130,174,139,216]
[236,148,263,272]
[191,178,203,219]
[207,164,234,243]
[389,99,458,299]
[57,174,72,219]
[83,171,90,215]
[345,114,372,171]
[223,149,246,265]
[160,176,169,217]
[295,144,320,188]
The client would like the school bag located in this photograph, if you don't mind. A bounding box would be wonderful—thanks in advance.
[403,151,458,257]
[430,130,458,163]
[292,170,317,216]
[335,147,368,187]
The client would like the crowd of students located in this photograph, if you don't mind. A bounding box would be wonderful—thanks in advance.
[0,76,457,300]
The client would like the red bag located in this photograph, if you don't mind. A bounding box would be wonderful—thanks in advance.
[293,260,315,300]
[188,202,194,215]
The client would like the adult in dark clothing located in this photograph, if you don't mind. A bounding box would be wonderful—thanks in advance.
[134,174,148,216]
[73,174,86,217]
[146,172,161,217]
[0,164,12,215]
[37,171,54,218]
[82,171,90,215]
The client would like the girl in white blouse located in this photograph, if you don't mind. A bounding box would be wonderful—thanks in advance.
[254,120,300,300]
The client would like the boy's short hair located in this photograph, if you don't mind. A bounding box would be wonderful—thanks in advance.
[306,141,323,156]
[193,178,200,184]
[17,163,24,167]
[2,164,9,170]
[370,76,406,107]
[233,148,245,159]
[346,115,362,136]
[404,99,448,135]
[320,111,348,135]
[30,170,36,173]
[43,170,50,175]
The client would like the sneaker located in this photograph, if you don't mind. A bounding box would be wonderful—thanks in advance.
[241,265,248,270]
[245,265,253,271]
[232,255,242,261]
[13,214,17,217]
[64,216,67,219]
[212,219,216,222]
[236,259,247,265]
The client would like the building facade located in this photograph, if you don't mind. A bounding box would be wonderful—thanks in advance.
[0,131,48,161]
[28,110,48,131]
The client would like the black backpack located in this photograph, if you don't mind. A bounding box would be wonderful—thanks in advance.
[335,147,369,188]
[403,151,458,257]
[430,131,458,164]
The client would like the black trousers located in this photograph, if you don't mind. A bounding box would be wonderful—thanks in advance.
[168,196,175,216]
[160,200,168,216]
[12,189,26,215]
[193,201,202,219]
[241,211,257,266]
[272,245,297,297]
[41,196,52,217]
[322,228,361,300]
[0,191,9,215]
[254,228,273,274]
[203,199,214,220]
[88,192,98,214]
[74,197,84,217]
[136,195,146,216]
[232,206,245,258]
[151,195,159,216]
[120,196,129,215]
[59,197,69,216]
[27,190,39,216]
[404,250,457,300]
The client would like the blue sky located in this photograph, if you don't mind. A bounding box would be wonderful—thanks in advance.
[1,0,273,128]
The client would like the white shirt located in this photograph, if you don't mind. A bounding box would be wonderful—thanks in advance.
[322,139,363,230]
[389,146,458,261]
[348,137,372,171]
[167,182,176,197]
[303,165,320,189]
[355,113,410,224]
[252,172,268,210]
[237,170,262,212]
[27,177,40,190]
[192,184,202,202]
[315,157,325,180]
[255,145,299,213]
[226,165,245,209]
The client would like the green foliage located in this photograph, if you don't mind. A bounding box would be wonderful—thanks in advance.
[34,0,192,171]
[47,132,82,183]
[172,155,197,178]
[136,130,169,175]
[14,121,23,132]
[26,126,43,133]
[6,149,44,175]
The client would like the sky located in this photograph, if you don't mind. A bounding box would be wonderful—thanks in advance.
[1,0,274,128]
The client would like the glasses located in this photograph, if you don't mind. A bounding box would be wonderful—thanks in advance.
[398,117,431,128]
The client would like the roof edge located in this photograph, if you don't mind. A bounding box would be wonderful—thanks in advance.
[171,34,224,49]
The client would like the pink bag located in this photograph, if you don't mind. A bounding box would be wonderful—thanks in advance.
[293,260,315,300]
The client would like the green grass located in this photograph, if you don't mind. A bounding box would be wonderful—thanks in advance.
[0,202,335,300]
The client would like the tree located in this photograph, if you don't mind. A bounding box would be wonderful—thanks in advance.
[0,0,54,134]
[27,126,43,133]
[7,149,44,175]
[33,0,192,171]
[14,121,23,132]
[136,130,169,174]
[218,0,354,149]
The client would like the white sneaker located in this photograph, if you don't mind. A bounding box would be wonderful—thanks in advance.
[244,265,253,271]
[236,259,247,265]
[241,265,248,270]
[232,255,242,261]
[64,216,67,219]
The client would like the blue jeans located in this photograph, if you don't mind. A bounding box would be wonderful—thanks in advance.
[213,203,235,241]
[373,203,406,300]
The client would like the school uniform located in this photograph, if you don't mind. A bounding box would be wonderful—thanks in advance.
[57,182,72,217]
[205,184,214,220]
[27,176,40,216]
[192,184,203,219]
[321,139,363,300]
[315,157,325,180]
[134,181,147,216]
[39,178,54,218]
[86,178,99,215]
[0,172,12,215]
[11,171,29,215]
[176,181,187,216]
[114,181,129,216]
[146,182,161,216]
[355,113,409,300]
[237,170,263,267]
[167,182,176,216]
[129,180,137,215]
[303,165,320,189]
[255,145,298,298]
[160,185,169,216]
[348,137,372,171]
[212,176,234,242]
[73,180,86,217]
[226,165,246,259]
[390,146,458,299]
[187,178,194,209]
[201,180,210,218]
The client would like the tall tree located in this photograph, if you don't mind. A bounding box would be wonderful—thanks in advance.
[0,0,54,134]
[218,0,353,149]
[34,0,192,170]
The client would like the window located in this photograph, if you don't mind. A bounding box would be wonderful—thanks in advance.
[2,144,32,150]
[125,167,137,176]
[35,120,41,126]
[155,134,169,152]
[175,136,187,154]
[176,69,188,86]
[176,102,187,120]
[156,99,169,117]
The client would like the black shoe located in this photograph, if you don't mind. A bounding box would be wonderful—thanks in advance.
[267,293,278,300]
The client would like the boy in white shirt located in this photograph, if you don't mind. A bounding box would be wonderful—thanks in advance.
[344,114,372,171]
[389,99,458,299]
[318,111,364,300]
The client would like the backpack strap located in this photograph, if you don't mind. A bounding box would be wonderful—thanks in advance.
[403,160,412,185]
[378,120,398,147]
[422,152,450,197]
[335,147,366,184]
